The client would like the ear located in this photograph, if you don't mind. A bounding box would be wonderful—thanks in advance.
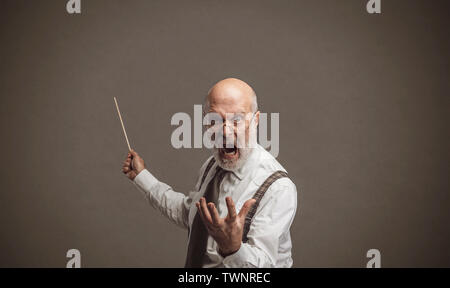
[254,111,260,126]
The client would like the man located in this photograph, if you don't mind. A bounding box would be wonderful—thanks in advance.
[122,78,297,267]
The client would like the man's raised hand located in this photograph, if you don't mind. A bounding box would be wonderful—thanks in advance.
[122,149,145,180]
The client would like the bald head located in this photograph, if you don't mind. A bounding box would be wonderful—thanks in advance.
[204,78,260,171]
[205,78,258,114]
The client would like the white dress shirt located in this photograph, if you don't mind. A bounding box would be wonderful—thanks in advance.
[133,144,298,267]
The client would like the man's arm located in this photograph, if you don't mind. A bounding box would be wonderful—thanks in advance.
[133,169,192,229]
[122,150,205,229]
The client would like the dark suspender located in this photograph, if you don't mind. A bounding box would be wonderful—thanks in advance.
[242,170,288,243]
[197,158,289,244]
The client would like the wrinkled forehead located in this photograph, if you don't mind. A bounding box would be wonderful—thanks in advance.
[207,87,253,115]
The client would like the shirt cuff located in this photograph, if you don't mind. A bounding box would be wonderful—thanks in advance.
[222,244,251,268]
[133,169,159,192]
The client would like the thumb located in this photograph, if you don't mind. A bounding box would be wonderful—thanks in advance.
[130,149,139,158]
[238,198,256,218]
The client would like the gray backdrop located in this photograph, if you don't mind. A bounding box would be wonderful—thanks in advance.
[0,0,449,267]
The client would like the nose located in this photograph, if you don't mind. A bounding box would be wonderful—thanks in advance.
[222,122,235,147]
[223,122,234,136]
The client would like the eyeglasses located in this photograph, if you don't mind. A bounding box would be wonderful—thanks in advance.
[204,112,256,130]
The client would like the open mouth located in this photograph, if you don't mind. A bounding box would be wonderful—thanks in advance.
[220,146,238,157]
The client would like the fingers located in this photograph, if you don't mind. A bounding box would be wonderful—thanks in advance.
[120,151,140,180]
[196,198,222,228]
[208,203,221,226]
[122,156,132,173]
[199,198,213,224]
[238,198,257,218]
[122,152,132,171]
[225,197,237,220]
[196,202,205,222]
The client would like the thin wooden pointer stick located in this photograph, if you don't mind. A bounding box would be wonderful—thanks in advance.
[114,97,132,151]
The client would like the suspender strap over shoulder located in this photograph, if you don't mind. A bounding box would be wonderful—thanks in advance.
[242,170,289,243]
[198,157,216,191]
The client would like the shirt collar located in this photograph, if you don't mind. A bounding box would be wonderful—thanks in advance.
[230,145,261,181]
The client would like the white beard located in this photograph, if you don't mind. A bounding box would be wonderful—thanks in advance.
[213,146,253,172]
[212,119,258,172]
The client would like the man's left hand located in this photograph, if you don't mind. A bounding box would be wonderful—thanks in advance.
[196,196,256,257]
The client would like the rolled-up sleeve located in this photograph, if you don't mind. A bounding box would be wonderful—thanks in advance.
[221,178,298,268]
